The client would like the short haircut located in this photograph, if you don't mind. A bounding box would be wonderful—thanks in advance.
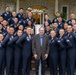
[5,6,9,8]
[19,8,23,10]
[39,26,44,31]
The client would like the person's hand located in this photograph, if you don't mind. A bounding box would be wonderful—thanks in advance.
[44,54,48,59]
[34,54,38,59]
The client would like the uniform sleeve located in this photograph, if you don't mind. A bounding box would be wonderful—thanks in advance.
[56,38,65,50]
[7,37,18,45]
[1,34,9,46]
[64,36,73,48]
[16,34,26,44]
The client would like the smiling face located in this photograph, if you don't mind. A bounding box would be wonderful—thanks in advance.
[0,34,4,41]
[50,30,56,38]
[73,25,76,31]
[17,30,22,37]
[9,27,14,35]
[26,27,32,35]
[39,27,44,36]
[45,14,49,20]
[67,26,72,33]
[70,14,75,19]
[59,29,65,37]
[12,12,16,17]
[28,12,32,18]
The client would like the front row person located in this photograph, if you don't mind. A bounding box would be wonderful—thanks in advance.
[2,27,15,75]
[0,25,76,75]
[16,27,33,75]
[32,27,49,75]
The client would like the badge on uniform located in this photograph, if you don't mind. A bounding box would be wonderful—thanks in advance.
[26,36,31,41]
[58,40,60,43]
[66,40,70,42]
[23,21,25,23]
[5,13,7,16]
[19,15,21,17]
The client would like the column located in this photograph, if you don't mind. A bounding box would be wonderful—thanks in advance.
[43,12,44,24]
[55,0,58,13]
[16,0,19,13]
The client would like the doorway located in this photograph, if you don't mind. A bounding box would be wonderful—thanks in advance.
[27,6,48,24]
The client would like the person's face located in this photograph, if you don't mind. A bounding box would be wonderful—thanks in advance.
[39,28,44,36]
[18,25,23,30]
[31,29,34,34]
[28,21,32,26]
[17,30,22,37]
[72,20,76,26]
[19,9,23,14]
[58,17,62,23]
[2,20,8,26]
[7,26,10,33]
[46,26,50,31]
[50,31,56,38]
[0,24,2,30]
[27,28,31,35]
[56,13,60,17]
[52,23,58,28]
[9,28,14,35]
[45,21,49,26]
[67,26,72,33]
[28,12,32,18]
[70,14,75,19]
[64,23,68,30]
[0,34,4,41]
[12,12,16,17]
[45,15,49,20]
[14,18,18,24]
[73,25,76,31]
[6,7,10,12]
[59,29,64,37]
[0,16,3,22]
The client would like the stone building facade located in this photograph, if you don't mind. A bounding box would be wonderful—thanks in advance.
[0,0,76,23]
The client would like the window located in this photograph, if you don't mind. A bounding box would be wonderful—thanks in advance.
[61,5,68,20]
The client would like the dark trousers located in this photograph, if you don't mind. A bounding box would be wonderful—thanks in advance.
[49,53,58,75]
[0,50,5,75]
[22,52,31,75]
[14,49,21,75]
[67,48,75,75]
[59,50,66,75]
[35,56,46,75]
[6,49,14,75]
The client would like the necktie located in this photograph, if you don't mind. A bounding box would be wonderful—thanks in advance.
[40,36,43,46]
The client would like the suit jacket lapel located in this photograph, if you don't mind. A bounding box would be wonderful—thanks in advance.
[37,34,41,47]
[42,35,45,47]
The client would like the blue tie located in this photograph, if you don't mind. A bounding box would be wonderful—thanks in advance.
[40,36,43,46]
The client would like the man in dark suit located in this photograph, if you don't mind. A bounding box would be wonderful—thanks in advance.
[32,27,49,75]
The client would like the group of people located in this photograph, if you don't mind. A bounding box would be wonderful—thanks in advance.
[0,5,76,75]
